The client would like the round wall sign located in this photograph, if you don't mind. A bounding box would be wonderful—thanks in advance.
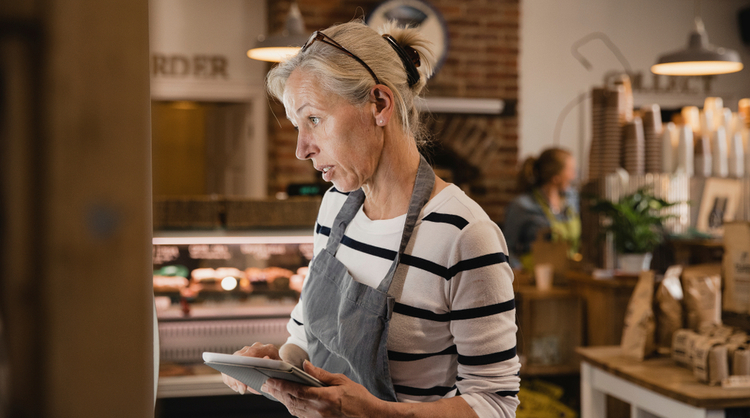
[366,0,449,76]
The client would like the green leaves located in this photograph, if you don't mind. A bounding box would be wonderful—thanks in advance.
[589,187,677,254]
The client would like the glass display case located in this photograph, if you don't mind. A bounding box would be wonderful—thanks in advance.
[153,229,313,365]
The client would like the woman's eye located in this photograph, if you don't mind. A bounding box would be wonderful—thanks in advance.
[309,116,320,125]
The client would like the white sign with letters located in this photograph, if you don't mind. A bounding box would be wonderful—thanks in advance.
[149,0,266,101]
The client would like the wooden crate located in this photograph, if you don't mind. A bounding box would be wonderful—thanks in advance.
[153,196,223,229]
[224,197,321,229]
[515,286,583,376]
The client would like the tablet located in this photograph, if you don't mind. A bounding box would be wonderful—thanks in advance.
[203,352,325,400]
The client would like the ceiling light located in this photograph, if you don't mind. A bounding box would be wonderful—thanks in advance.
[247,2,309,63]
[651,2,743,76]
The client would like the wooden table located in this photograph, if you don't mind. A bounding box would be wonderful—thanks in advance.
[578,346,750,418]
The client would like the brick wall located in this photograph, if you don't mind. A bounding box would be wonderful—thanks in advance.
[266,0,519,223]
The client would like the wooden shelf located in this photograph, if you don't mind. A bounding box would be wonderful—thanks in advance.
[415,97,505,114]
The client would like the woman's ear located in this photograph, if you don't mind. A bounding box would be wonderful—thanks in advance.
[370,85,394,126]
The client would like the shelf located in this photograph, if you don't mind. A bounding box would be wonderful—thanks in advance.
[415,97,505,114]
[158,368,234,399]
[153,228,313,245]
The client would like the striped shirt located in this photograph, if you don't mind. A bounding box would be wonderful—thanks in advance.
[286,184,520,417]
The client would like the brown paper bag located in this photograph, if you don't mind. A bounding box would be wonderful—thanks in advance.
[672,328,700,366]
[682,264,722,331]
[621,271,656,360]
[709,345,729,385]
[656,266,684,350]
[530,228,570,283]
[734,348,750,376]
[692,336,728,385]
[723,222,750,314]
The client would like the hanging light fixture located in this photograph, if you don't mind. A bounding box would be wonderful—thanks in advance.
[651,0,743,76]
[247,2,309,63]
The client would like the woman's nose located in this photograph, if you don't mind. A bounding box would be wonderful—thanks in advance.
[295,130,317,160]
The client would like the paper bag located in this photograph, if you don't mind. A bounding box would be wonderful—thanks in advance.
[656,266,684,350]
[734,348,750,376]
[682,264,722,331]
[530,228,570,283]
[621,271,656,360]
[672,328,700,366]
[692,336,728,385]
[723,222,750,314]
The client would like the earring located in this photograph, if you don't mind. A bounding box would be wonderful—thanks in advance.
[377,118,384,125]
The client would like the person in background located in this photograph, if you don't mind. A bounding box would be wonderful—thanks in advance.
[221,20,520,418]
[503,147,581,272]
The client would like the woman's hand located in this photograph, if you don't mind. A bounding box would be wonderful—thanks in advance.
[261,360,383,418]
[221,343,280,395]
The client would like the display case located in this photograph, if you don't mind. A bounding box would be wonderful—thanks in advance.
[153,229,313,366]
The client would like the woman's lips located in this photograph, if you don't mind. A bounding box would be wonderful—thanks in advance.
[319,165,333,182]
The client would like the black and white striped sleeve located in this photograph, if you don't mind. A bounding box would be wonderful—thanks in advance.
[448,219,521,417]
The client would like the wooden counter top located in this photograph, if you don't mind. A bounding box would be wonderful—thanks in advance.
[565,270,639,288]
[577,346,750,409]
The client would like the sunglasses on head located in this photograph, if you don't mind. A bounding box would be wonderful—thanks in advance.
[301,31,381,85]
[300,30,422,88]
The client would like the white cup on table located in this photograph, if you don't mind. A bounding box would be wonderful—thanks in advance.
[534,263,554,291]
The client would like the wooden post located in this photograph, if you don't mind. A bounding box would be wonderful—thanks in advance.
[0,0,154,416]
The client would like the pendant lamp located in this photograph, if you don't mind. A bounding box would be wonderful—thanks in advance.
[651,1,743,76]
[247,2,309,63]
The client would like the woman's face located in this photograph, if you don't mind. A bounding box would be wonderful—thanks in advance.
[554,155,577,190]
[284,69,382,193]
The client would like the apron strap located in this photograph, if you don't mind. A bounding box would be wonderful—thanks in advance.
[377,155,435,294]
[325,189,365,253]
[398,155,435,255]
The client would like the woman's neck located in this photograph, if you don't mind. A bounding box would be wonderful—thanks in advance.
[362,137,421,220]
[539,183,563,213]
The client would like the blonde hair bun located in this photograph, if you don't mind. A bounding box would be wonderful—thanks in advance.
[377,21,436,95]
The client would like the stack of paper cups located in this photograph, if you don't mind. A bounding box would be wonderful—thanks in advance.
[662,122,678,173]
[700,109,714,138]
[622,117,645,175]
[712,126,728,177]
[642,104,663,173]
[676,124,694,175]
[601,86,625,175]
[588,88,607,180]
[682,106,701,135]
[704,97,723,113]
[728,130,745,178]
[717,108,733,135]
[695,135,712,177]
[739,99,750,129]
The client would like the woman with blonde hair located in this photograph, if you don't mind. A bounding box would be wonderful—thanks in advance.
[503,148,580,271]
[221,20,520,418]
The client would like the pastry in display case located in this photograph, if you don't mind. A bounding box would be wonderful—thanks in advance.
[152,229,313,365]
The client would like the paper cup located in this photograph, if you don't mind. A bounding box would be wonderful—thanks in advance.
[534,263,554,291]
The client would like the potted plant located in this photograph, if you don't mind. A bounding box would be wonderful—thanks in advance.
[589,187,677,273]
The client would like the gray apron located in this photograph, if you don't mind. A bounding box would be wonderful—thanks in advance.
[302,155,435,402]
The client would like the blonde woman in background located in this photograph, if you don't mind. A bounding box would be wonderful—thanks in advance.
[503,148,581,272]
[220,20,520,418]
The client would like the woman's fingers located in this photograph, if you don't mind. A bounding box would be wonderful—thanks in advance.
[219,342,280,395]
[222,373,261,395]
[234,342,281,360]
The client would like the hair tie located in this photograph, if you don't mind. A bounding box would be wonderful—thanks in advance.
[382,34,421,87]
